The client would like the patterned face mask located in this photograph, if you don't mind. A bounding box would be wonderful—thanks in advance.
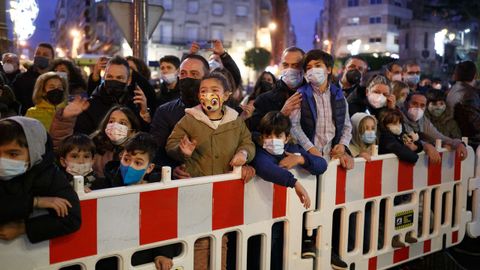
[200,92,223,112]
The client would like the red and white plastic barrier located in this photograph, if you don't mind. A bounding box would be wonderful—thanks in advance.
[0,147,477,270]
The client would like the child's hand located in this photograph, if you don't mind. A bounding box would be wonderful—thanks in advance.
[230,151,247,167]
[359,151,372,162]
[36,197,72,217]
[308,147,322,157]
[63,96,90,118]
[330,144,345,159]
[179,135,197,157]
[405,141,418,151]
[279,152,305,169]
[0,221,25,241]
[294,181,311,209]
[154,255,173,270]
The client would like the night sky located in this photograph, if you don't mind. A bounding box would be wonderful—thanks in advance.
[23,0,323,54]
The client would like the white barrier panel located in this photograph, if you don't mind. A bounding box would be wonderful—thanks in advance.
[0,147,476,270]
[467,146,480,237]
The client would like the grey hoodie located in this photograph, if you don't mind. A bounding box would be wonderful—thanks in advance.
[2,116,47,169]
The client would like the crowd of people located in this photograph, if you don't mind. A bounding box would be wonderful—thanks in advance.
[0,40,479,270]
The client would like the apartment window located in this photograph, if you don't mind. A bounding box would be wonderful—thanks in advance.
[405,33,409,49]
[369,37,382,43]
[424,32,429,49]
[185,22,199,41]
[394,0,402,7]
[212,2,224,16]
[394,17,401,26]
[162,0,173,10]
[394,36,399,45]
[236,5,248,16]
[347,17,360,26]
[347,0,359,7]
[370,0,382,4]
[369,16,381,24]
[211,25,224,40]
[187,0,199,14]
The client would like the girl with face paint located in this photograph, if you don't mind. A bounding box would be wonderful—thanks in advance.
[25,72,68,131]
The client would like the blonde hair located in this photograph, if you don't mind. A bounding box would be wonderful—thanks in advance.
[32,72,69,105]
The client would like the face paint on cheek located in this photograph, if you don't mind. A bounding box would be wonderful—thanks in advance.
[200,93,223,112]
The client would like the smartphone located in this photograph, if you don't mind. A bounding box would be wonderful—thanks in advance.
[197,40,213,49]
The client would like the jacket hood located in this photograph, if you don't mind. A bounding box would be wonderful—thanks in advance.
[350,112,377,149]
[185,105,239,130]
[3,116,47,169]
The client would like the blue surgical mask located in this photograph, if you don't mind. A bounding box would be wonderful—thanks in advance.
[0,158,28,181]
[404,74,420,85]
[361,130,376,144]
[281,68,303,89]
[33,56,50,70]
[120,163,147,185]
[306,67,327,86]
[263,138,285,155]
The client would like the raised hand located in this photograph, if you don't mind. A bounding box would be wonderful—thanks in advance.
[281,92,302,116]
[63,96,90,118]
[179,135,197,157]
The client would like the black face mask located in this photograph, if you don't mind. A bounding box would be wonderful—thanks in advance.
[45,88,64,105]
[179,78,201,108]
[33,56,50,70]
[346,69,362,86]
[104,80,128,99]
[259,80,274,92]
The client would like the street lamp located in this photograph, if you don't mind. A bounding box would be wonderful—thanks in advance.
[268,22,277,31]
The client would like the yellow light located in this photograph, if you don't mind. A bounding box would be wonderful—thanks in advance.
[323,40,330,46]
[70,29,80,37]
[268,22,277,31]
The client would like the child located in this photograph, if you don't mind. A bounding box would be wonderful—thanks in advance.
[350,113,378,161]
[251,111,327,266]
[57,134,104,192]
[424,89,461,139]
[391,80,410,108]
[166,72,255,270]
[166,72,255,177]
[25,72,68,130]
[0,116,80,243]
[378,109,423,163]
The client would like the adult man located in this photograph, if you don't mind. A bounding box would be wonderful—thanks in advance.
[337,56,368,97]
[402,62,428,93]
[384,62,403,82]
[1,53,21,86]
[250,46,305,130]
[157,55,181,106]
[347,75,396,117]
[402,93,468,162]
[12,43,54,114]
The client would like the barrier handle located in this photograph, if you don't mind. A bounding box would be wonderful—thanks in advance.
[162,166,172,183]
[462,137,469,145]
[73,176,85,195]
[435,139,442,150]
[305,210,315,237]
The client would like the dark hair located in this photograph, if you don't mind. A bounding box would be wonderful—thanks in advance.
[402,61,420,71]
[58,134,96,158]
[38,43,55,58]
[202,71,231,93]
[126,56,151,80]
[90,106,141,154]
[50,58,87,93]
[249,71,277,101]
[453,60,477,82]
[107,56,131,77]
[183,54,210,76]
[344,55,368,68]
[0,120,27,148]
[303,49,334,72]
[425,89,446,104]
[124,132,157,162]
[159,55,181,69]
[258,111,292,137]
[385,61,401,72]
[379,108,403,129]
[405,92,427,105]
[283,46,305,57]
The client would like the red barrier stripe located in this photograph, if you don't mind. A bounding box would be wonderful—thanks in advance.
[336,166,346,205]
[393,246,409,263]
[368,256,377,270]
[423,239,431,253]
[139,188,178,245]
[212,179,244,230]
[364,160,383,199]
[50,199,97,264]
[397,161,414,192]
[452,231,458,244]
[272,184,287,218]
[454,153,461,181]
[428,153,443,186]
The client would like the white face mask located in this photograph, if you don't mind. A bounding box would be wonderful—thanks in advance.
[208,60,222,71]
[161,72,177,84]
[281,68,303,89]
[66,162,93,177]
[407,107,424,122]
[2,63,15,74]
[0,158,28,181]
[367,93,387,108]
[391,74,402,82]
[105,122,129,145]
[387,124,402,135]
[306,67,327,86]
[263,138,285,155]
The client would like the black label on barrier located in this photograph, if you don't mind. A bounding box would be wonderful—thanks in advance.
[395,210,414,230]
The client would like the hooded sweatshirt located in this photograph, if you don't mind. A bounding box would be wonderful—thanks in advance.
[350,113,377,157]
[0,116,81,243]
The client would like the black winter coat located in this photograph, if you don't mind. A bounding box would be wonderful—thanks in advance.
[11,68,40,115]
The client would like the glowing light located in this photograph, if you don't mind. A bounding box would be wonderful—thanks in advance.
[19,40,27,46]
[373,53,379,58]
[9,0,39,41]
[70,29,81,38]
[347,39,361,55]
[245,41,253,48]
[385,52,391,57]
[268,22,277,31]
[323,40,330,46]
[464,28,470,33]
[363,44,370,50]
[391,53,399,59]
[434,29,447,56]
[448,33,456,41]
